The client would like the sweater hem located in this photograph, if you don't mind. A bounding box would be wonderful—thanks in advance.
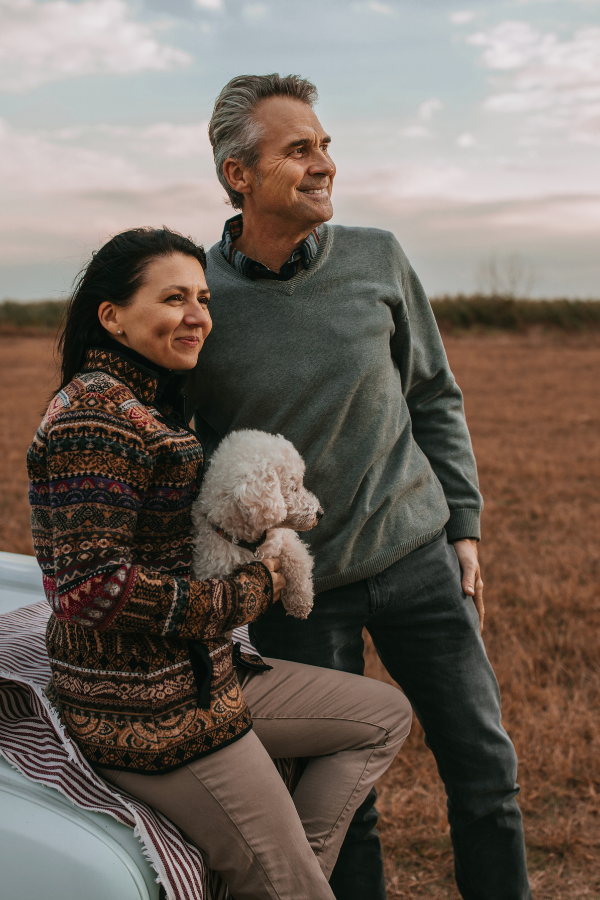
[89,720,253,777]
[313,527,445,593]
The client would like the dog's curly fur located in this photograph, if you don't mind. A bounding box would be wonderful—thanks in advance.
[191,430,322,619]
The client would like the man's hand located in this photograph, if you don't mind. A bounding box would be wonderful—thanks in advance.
[263,558,287,603]
[451,539,484,633]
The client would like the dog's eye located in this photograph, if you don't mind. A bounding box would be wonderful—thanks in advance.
[291,484,298,492]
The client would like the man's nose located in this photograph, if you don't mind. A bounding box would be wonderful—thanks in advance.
[308,152,335,177]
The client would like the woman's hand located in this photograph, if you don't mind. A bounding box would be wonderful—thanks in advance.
[262,558,286,603]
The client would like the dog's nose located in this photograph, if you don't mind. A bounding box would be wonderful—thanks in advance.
[316,507,324,521]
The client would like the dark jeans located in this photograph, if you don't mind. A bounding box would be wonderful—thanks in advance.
[250,529,531,900]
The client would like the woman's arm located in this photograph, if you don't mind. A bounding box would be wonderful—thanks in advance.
[33,397,273,638]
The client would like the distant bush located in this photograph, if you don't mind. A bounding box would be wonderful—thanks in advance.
[0,299,66,332]
[431,295,600,332]
[2,295,600,335]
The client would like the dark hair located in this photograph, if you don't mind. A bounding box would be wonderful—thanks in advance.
[57,227,207,391]
[209,74,318,209]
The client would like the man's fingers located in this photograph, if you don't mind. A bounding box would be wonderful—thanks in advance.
[473,573,485,633]
[461,563,477,596]
[474,586,485,633]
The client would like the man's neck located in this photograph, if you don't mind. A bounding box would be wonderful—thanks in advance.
[232,209,321,273]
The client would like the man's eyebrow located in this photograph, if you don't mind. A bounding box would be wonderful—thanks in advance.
[284,135,332,151]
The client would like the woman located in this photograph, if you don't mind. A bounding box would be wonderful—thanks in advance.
[27,227,412,900]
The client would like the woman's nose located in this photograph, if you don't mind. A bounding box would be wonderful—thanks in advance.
[184,308,211,329]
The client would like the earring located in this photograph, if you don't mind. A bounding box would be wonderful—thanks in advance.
[117,330,122,334]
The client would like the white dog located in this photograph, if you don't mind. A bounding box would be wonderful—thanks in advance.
[191,430,323,620]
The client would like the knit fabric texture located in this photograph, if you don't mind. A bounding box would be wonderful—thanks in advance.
[187,224,483,593]
[27,347,273,774]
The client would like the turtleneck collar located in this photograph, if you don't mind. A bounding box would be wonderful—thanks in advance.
[83,335,188,424]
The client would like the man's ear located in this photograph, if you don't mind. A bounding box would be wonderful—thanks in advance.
[234,469,287,531]
[222,158,255,199]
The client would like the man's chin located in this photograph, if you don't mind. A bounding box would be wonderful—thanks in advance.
[295,193,333,224]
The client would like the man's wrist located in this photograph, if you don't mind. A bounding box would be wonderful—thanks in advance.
[445,508,481,543]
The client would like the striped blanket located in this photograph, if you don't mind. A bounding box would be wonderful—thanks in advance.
[0,601,262,900]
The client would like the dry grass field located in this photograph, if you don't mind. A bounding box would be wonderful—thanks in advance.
[1,332,599,899]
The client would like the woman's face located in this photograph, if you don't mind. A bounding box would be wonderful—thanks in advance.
[99,253,212,370]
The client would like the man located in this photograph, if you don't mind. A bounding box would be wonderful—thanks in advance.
[187,74,531,900]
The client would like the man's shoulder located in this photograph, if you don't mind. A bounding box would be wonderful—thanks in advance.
[329,223,397,243]
[204,224,408,287]
[328,224,408,270]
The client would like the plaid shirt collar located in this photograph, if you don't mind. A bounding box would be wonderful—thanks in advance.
[219,214,322,282]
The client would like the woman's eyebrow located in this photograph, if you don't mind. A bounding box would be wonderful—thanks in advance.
[163,284,210,297]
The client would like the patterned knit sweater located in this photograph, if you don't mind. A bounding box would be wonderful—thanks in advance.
[26,347,273,774]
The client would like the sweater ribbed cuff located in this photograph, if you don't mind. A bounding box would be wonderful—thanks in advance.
[445,508,482,542]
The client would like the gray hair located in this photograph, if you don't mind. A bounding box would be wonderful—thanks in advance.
[208,74,318,209]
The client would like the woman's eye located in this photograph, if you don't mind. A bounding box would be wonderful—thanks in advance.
[166,294,184,303]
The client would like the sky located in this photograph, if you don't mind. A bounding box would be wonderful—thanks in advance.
[1,0,599,300]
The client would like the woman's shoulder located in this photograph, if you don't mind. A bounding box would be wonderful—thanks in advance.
[40,370,148,436]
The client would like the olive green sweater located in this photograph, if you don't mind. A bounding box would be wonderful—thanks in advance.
[187,224,482,592]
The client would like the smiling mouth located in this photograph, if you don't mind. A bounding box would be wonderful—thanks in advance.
[177,337,200,346]
[298,187,329,195]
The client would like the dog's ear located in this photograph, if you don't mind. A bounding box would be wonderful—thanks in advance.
[234,468,287,531]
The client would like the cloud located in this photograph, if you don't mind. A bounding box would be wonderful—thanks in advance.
[401,125,432,139]
[0,117,150,192]
[467,21,600,144]
[195,0,221,7]
[457,132,477,147]
[0,0,191,92]
[450,10,476,24]
[242,4,268,20]
[56,122,212,159]
[0,117,213,195]
[352,1,395,15]
[418,98,443,120]
[0,116,223,269]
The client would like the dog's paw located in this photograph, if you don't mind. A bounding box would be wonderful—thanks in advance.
[282,595,313,620]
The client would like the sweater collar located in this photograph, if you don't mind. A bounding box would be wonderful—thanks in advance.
[219,213,322,282]
[83,337,186,410]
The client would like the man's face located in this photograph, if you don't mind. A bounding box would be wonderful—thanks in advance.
[250,96,335,228]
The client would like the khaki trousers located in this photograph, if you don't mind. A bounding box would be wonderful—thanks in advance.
[97,658,411,900]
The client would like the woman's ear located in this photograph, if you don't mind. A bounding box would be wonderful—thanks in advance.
[234,469,287,532]
[98,301,121,337]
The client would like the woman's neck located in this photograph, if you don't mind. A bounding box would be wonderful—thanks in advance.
[98,333,170,378]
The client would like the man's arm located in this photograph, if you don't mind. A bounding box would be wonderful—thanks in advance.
[389,238,484,629]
